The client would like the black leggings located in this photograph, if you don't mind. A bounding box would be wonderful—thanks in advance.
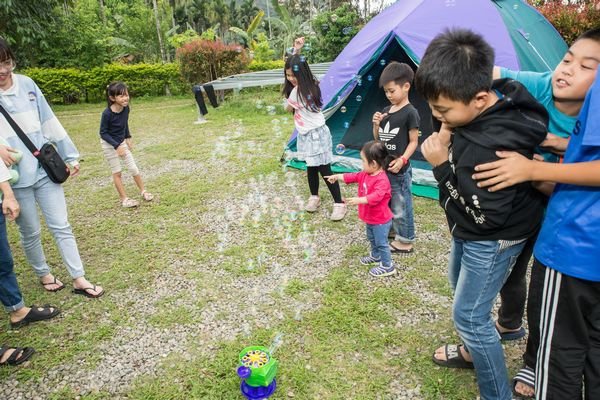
[307,164,343,203]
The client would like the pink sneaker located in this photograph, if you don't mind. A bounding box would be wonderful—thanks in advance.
[330,203,347,221]
[305,196,320,212]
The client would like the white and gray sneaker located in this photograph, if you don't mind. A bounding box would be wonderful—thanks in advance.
[359,253,381,265]
[330,203,347,221]
[305,196,321,212]
[369,263,397,277]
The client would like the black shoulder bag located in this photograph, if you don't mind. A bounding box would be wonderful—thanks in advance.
[0,103,70,184]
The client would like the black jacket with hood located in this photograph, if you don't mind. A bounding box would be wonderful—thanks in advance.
[432,78,549,241]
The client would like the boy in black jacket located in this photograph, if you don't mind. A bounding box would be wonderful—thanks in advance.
[415,29,548,400]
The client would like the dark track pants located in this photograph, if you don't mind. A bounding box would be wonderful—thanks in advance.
[535,261,600,400]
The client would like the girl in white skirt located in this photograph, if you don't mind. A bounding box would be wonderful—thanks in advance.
[283,54,346,220]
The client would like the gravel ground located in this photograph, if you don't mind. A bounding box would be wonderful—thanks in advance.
[0,123,528,399]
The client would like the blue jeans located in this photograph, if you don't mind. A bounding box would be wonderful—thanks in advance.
[387,167,415,243]
[366,220,393,267]
[0,212,25,312]
[449,238,525,400]
[13,177,85,279]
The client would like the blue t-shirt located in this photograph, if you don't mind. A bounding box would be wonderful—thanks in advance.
[500,69,578,161]
[534,75,600,281]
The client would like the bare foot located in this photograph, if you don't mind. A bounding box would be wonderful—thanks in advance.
[73,277,104,297]
[40,274,65,292]
[514,380,534,397]
[433,344,472,362]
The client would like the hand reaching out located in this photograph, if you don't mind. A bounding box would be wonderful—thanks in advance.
[345,197,360,206]
[472,151,537,191]
[540,132,569,155]
[324,174,340,184]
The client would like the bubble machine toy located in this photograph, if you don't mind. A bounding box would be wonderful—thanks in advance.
[236,346,279,399]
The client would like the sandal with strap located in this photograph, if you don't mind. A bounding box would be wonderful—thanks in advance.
[0,346,35,366]
[141,190,154,202]
[122,197,139,208]
[40,276,65,292]
[513,366,535,399]
[10,305,61,329]
[432,344,474,369]
[72,285,105,299]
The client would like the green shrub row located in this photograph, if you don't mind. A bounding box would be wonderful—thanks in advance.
[22,63,190,104]
[247,60,285,72]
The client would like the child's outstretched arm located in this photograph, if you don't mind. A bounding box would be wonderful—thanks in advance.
[325,174,343,184]
[473,151,600,191]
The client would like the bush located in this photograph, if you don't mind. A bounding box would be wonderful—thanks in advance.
[176,39,250,85]
[22,63,189,104]
[248,60,285,72]
[535,2,600,45]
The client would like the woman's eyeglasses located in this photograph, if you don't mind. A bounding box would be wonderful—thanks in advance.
[0,60,15,72]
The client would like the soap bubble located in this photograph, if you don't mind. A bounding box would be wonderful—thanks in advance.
[379,59,386,66]
[269,333,284,356]
[340,106,347,113]
[292,64,299,72]
[367,75,373,81]
[303,25,311,34]
[322,23,329,31]
[330,14,338,22]
[343,121,350,129]
[266,105,276,115]
[355,95,362,102]
[255,100,264,109]
[299,55,306,63]
[304,43,312,51]
[278,0,285,5]
[342,27,352,35]
[335,143,346,154]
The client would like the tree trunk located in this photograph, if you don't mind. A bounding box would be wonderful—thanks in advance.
[152,0,168,63]
[99,0,106,26]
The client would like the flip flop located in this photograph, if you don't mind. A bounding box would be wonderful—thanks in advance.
[497,325,526,341]
[40,276,65,292]
[389,242,414,254]
[0,346,35,366]
[432,344,474,369]
[10,305,61,329]
[72,286,105,299]
[512,366,535,399]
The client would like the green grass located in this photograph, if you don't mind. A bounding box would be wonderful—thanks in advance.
[0,88,514,399]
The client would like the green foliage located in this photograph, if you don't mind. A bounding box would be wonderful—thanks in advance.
[168,29,201,49]
[39,1,111,69]
[251,33,276,62]
[0,0,61,67]
[176,39,249,84]
[248,60,285,72]
[199,27,218,41]
[311,4,362,63]
[22,63,188,104]
[534,1,600,45]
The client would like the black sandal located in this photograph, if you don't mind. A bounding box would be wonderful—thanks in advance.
[10,305,60,329]
[432,344,474,369]
[40,276,65,292]
[0,346,35,366]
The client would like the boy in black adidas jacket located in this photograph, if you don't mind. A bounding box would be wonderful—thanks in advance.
[415,29,548,400]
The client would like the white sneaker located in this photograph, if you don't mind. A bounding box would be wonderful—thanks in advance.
[305,196,320,212]
[330,203,347,221]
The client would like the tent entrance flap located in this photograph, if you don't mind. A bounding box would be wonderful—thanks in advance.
[327,38,438,162]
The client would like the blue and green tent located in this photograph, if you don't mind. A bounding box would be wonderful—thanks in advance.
[285,0,567,199]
